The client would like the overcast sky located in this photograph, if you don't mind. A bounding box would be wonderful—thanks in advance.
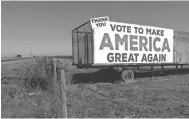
[2,1,189,57]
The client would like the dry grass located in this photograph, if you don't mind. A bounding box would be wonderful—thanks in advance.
[1,57,189,118]
[1,56,62,118]
[66,76,189,118]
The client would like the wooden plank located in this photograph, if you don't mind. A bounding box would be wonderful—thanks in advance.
[91,27,94,64]
[77,29,79,65]
[73,31,92,34]
[86,34,89,64]
[88,33,92,64]
[53,59,57,83]
[72,30,74,64]
[59,70,68,118]
[73,20,90,31]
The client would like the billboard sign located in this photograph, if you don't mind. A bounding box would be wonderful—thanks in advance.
[90,16,174,65]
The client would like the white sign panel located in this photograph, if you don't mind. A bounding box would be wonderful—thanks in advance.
[90,16,110,29]
[91,16,174,65]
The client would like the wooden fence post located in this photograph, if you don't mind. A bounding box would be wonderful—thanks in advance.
[59,70,68,118]
[53,59,57,84]
[53,58,60,117]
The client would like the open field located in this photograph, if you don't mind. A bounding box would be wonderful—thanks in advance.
[1,58,35,78]
[1,58,189,118]
[1,57,33,62]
